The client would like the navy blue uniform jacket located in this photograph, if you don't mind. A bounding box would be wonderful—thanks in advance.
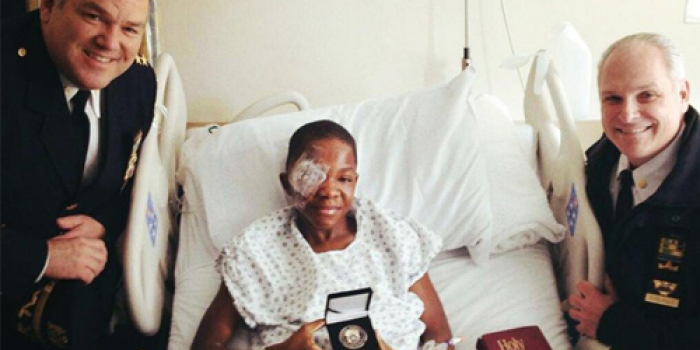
[1,10,156,348]
[586,107,700,350]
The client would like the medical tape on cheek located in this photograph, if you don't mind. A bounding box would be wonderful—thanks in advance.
[289,156,328,199]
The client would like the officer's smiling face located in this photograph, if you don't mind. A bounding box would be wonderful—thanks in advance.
[40,0,149,90]
[599,42,690,168]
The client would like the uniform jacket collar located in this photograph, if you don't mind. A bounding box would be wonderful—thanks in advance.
[586,106,700,211]
[20,12,82,195]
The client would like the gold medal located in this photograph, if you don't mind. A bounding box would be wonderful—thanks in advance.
[339,324,368,349]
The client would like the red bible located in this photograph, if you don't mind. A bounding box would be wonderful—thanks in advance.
[476,325,552,350]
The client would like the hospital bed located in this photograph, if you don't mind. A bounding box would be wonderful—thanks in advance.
[148,54,605,349]
[18,0,604,348]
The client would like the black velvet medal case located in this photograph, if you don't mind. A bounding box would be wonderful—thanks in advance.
[325,288,381,350]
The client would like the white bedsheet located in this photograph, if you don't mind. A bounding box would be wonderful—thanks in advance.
[429,243,570,350]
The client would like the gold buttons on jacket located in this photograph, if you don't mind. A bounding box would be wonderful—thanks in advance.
[18,47,27,57]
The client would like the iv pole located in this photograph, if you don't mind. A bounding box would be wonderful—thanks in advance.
[462,0,470,69]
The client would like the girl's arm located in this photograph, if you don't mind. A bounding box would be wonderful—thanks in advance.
[409,273,455,349]
[191,282,241,350]
[192,283,327,350]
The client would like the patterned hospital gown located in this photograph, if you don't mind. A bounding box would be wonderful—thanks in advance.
[218,198,442,350]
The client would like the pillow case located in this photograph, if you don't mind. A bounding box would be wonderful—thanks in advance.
[469,94,565,254]
[178,68,494,264]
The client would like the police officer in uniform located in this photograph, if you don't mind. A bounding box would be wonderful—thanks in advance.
[1,0,156,348]
[568,33,700,350]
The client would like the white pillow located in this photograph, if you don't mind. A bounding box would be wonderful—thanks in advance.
[179,68,494,264]
[469,94,566,254]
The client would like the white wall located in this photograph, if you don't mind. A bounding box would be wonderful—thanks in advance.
[469,0,700,121]
[158,0,699,126]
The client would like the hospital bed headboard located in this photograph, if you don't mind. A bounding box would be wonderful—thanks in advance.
[123,53,187,336]
[523,52,607,350]
[523,52,604,294]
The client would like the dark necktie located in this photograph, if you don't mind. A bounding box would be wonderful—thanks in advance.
[71,90,91,176]
[615,169,634,222]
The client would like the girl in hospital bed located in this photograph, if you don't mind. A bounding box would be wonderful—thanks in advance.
[192,120,454,350]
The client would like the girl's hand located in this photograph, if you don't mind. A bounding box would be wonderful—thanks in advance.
[268,319,326,350]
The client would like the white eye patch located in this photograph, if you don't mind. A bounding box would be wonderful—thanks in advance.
[289,154,328,198]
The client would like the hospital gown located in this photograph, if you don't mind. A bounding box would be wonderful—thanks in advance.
[218,198,442,350]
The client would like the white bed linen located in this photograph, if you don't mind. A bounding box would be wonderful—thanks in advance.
[471,94,565,253]
[168,155,223,348]
[429,243,571,350]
